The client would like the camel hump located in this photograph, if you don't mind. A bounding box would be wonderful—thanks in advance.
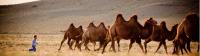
[186,13,199,21]
[130,15,138,21]
[171,24,178,31]
[116,14,125,23]
[160,21,166,27]
[160,21,169,31]
[69,23,75,28]
[98,22,107,30]
[78,25,82,29]
[88,22,96,28]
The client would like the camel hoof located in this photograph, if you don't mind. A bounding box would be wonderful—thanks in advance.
[102,51,105,54]
[58,49,61,51]
[172,52,178,54]
[145,51,147,54]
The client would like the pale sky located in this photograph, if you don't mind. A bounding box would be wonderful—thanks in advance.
[0,0,39,5]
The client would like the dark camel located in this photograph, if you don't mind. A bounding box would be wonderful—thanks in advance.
[173,13,199,54]
[58,23,83,51]
[140,18,158,39]
[144,21,178,54]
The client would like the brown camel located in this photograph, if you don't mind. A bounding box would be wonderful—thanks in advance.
[144,21,178,54]
[58,23,83,51]
[102,14,144,54]
[140,18,157,39]
[81,22,108,51]
[173,13,199,54]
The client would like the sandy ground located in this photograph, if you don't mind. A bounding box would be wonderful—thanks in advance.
[0,34,199,56]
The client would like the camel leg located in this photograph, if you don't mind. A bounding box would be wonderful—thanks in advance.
[136,38,144,53]
[128,39,135,52]
[92,42,96,51]
[186,41,191,53]
[155,41,163,53]
[74,40,79,50]
[144,38,151,53]
[84,40,90,51]
[95,41,104,51]
[180,46,184,54]
[172,44,177,54]
[102,41,109,54]
[78,41,82,51]
[79,39,85,51]
[183,45,188,54]
[117,38,120,51]
[109,44,112,51]
[197,42,199,52]
[67,38,73,50]
[77,40,82,51]
[111,37,116,52]
[71,40,75,50]
[172,40,180,54]
[163,41,168,54]
[58,38,67,50]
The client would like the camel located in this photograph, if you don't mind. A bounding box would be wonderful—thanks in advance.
[173,13,199,54]
[144,21,178,54]
[102,14,144,54]
[140,18,158,39]
[81,22,108,51]
[58,23,83,51]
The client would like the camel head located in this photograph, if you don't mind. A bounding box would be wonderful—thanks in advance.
[167,24,178,41]
[148,18,157,25]
[144,18,157,29]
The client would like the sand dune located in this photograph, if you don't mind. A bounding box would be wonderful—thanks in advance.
[0,0,198,33]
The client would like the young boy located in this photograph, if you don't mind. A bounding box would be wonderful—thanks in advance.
[29,35,37,52]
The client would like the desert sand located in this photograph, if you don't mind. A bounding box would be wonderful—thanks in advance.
[0,34,198,56]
